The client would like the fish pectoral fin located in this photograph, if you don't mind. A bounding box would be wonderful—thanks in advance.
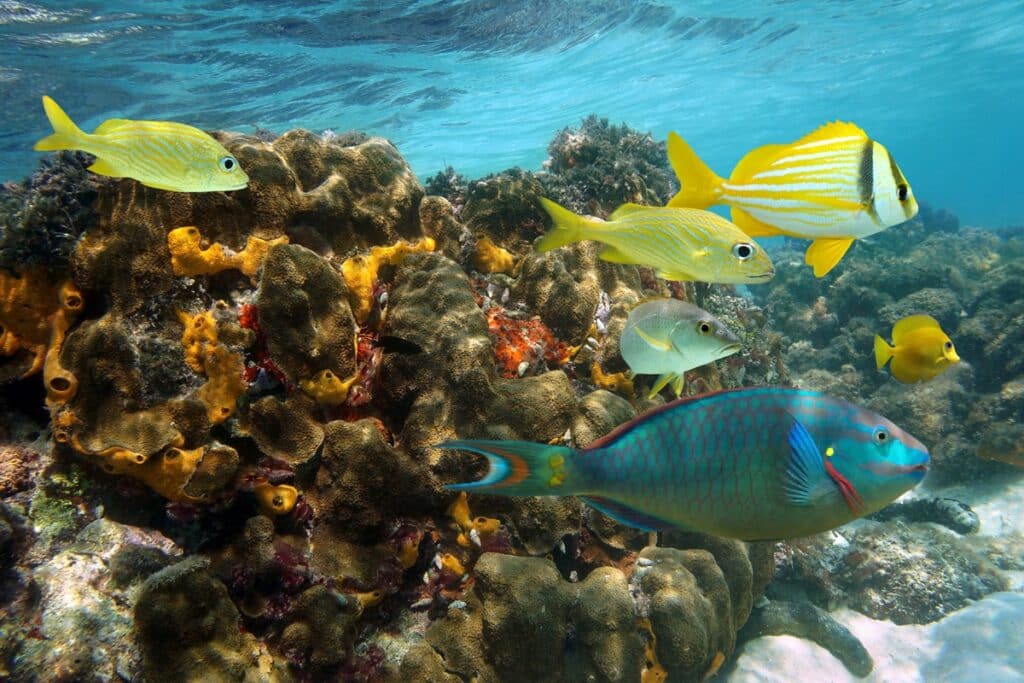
[731,207,782,237]
[633,327,673,352]
[86,158,123,178]
[647,372,679,399]
[804,237,855,277]
[782,416,830,506]
[580,496,674,531]
[598,245,636,264]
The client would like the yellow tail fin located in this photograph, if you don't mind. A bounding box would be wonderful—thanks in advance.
[536,197,593,252]
[666,131,724,210]
[874,335,894,370]
[33,95,86,151]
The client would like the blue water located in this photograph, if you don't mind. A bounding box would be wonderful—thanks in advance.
[1,0,1022,227]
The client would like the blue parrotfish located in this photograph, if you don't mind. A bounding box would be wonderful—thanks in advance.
[536,197,775,285]
[438,387,929,541]
[34,95,249,193]
[666,122,918,277]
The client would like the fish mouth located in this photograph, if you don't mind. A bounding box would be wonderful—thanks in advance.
[747,271,775,281]
[718,343,742,355]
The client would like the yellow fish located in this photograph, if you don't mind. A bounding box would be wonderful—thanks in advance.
[666,122,918,277]
[874,315,960,383]
[33,96,249,193]
[537,198,774,285]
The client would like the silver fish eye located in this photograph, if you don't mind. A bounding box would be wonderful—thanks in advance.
[732,242,754,261]
[219,155,237,172]
[873,427,890,445]
[697,320,712,334]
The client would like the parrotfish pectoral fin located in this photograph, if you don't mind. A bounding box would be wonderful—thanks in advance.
[666,131,724,210]
[536,197,589,252]
[804,237,855,277]
[34,95,86,152]
[438,439,581,497]
[730,207,782,238]
[580,496,673,531]
[873,335,894,371]
[782,418,830,506]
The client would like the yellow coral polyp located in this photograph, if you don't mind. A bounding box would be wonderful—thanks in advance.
[177,309,218,373]
[196,344,246,424]
[167,226,288,281]
[299,369,358,407]
[448,491,501,548]
[0,269,81,405]
[341,237,436,323]
[591,362,635,400]
[254,482,299,516]
[638,618,668,683]
[472,235,516,274]
[439,553,466,577]
[353,589,385,611]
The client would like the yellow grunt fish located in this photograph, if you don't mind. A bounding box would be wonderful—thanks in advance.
[666,122,918,277]
[874,315,960,384]
[537,198,774,285]
[33,95,249,193]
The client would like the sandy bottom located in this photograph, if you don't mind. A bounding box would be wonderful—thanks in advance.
[728,476,1024,682]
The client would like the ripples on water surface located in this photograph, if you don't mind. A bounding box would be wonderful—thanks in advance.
[1,0,1021,225]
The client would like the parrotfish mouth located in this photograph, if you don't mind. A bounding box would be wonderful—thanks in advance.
[866,462,929,477]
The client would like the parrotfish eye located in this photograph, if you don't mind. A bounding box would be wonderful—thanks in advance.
[732,242,754,261]
[896,183,909,202]
[219,156,237,172]
[697,320,713,335]
[872,427,890,446]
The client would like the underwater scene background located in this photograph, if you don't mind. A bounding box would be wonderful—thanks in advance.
[1,1,1023,682]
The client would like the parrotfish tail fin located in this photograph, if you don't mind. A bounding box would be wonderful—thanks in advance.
[874,334,894,370]
[34,96,86,151]
[536,197,593,252]
[666,131,724,209]
[804,237,855,277]
[439,439,583,496]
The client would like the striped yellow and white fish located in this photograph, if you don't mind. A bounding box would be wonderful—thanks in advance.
[537,197,774,285]
[34,95,249,193]
[666,122,918,277]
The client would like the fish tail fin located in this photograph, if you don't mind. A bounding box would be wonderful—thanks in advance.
[666,131,724,209]
[34,96,86,151]
[536,197,595,252]
[439,439,584,496]
[874,335,894,370]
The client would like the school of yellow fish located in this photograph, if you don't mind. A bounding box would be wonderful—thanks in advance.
[33,97,958,389]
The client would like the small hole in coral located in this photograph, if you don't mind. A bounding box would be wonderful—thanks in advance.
[166,450,179,460]
[55,432,69,443]
[65,295,82,309]
[475,517,488,524]
[220,407,230,415]
[188,228,198,235]
[272,495,283,507]
[135,454,144,463]
[49,377,71,392]
[325,371,333,378]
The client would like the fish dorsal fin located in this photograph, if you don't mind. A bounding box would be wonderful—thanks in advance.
[782,417,830,506]
[793,121,868,147]
[731,206,783,237]
[581,496,674,531]
[730,143,786,182]
[93,118,133,135]
[609,203,650,220]
[891,314,941,343]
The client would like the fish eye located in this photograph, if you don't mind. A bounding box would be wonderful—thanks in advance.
[219,156,237,172]
[872,427,890,445]
[896,183,909,202]
[697,321,712,334]
[944,341,953,351]
[732,242,754,261]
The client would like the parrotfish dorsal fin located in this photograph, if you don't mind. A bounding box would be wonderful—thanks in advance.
[93,118,133,135]
[891,314,941,344]
[730,143,786,182]
[793,121,868,147]
[608,203,651,220]
[580,496,674,531]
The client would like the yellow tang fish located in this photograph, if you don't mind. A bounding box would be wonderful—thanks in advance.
[33,95,249,193]
[537,197,774,285]
[874,315,960,384]
[666,122,918,277]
